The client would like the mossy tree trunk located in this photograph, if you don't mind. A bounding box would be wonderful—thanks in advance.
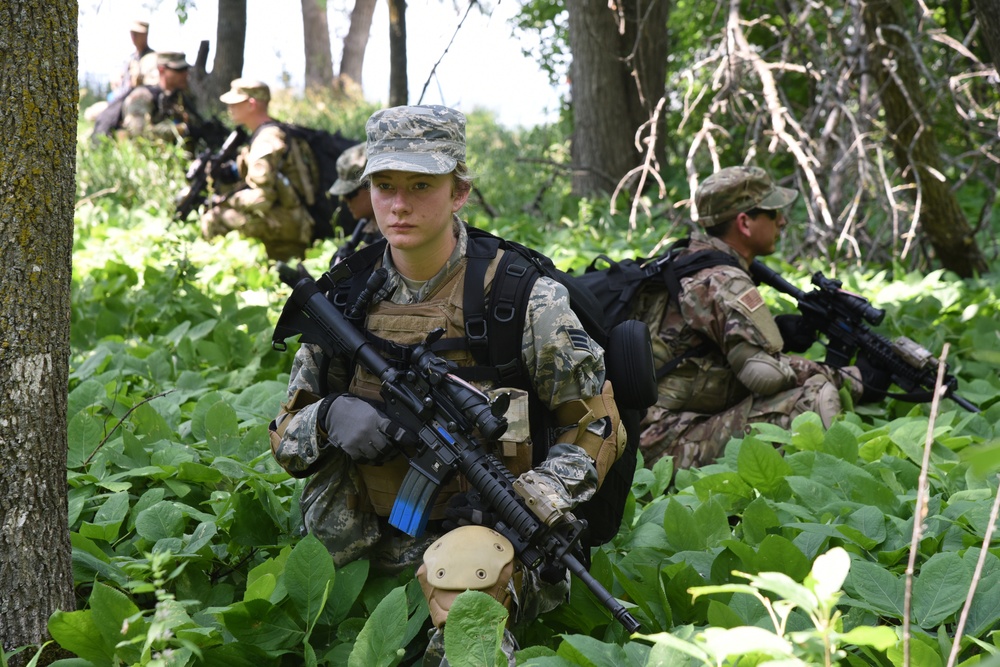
[0,1,78,665]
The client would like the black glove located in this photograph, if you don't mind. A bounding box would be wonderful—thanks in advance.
[210,159,240,184]
[319,395,401,464]
[442,492,497,532]
[775,314,817,353]
[855,352,892,404]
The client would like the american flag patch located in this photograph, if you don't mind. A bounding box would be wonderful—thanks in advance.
[565,327,591,351]
[737,288,765,312]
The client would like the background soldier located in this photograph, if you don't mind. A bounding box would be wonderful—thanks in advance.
[119,51,206,147]
[269,105,624,664]
[200,79,319,262]
[327,143,382,265]
[636,166,886,469]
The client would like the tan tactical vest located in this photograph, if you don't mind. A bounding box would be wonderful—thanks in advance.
[346,251,536,519]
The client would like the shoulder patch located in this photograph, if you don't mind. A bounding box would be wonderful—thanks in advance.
[737,287,765,312]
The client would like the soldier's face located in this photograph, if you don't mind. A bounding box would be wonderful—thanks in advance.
[162,68,188,91]
[227,100,251,126]
[369,170,468,257]
[748,209,785,255]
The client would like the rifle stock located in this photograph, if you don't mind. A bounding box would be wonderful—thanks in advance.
[750,261,978,412]
[272,273,642,633]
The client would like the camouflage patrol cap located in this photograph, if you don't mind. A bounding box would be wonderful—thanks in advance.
[329,143,368,196]
[156,52,189,71]
[219,78,271,104]
[695,166,798,227]
[130,21,150,34]
[361,105,466,178]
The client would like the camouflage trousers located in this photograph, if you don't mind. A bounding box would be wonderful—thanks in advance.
[639,373,844,469]
[200,204,310,262]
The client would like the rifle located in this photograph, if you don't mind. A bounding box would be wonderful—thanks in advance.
[173,127,247,223]
[271,269,642,633]
[750,261,979,412]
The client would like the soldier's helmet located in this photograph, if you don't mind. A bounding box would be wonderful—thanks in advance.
[361,105,465,178]
[329,144,368,196]
[695,166,797,227]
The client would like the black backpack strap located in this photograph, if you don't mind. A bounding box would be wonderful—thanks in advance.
[462,233,502,365]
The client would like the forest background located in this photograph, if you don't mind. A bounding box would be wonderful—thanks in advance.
[4,0,1000,666]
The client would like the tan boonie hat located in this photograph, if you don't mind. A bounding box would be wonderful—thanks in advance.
[130,21,150,34]
[695,166,798,227]
[329,144,368,196]
[361,105,466,178]
[156,52,189,70]
[219,78,271,104]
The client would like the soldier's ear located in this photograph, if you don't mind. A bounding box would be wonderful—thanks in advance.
[734,212,754,238]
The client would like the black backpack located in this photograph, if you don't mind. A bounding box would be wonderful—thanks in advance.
[326,227,658,549]
[276,123,359,242]
[572,238,742,379]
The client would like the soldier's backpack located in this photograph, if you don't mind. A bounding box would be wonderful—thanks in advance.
[276,123,359,242]
[571,238,742,379]
[327,227,658,549]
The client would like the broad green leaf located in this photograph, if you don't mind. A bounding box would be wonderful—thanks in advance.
[837,625,898,650]
[886,635,943,667]
[662,498,704,552]
[693,496,731,548]
[285,534,335,628]
[89,582,142,653]
[912,551,971,628]
[737,436,792,496]
[442,591,507,667]
[48,609,113,666]
[221,599,304,651]
[807,547,851,602]
[700,625,794,661]
[636,631,711,663]
[348,585,408,667]
[837,505,887,550]
[756,535,810,582]
[823,422,859,461]
[843,559,904,618]
[67,411,105,468]
[134,501,185,541]
[556,634,629,666]
[740,496,779,547]
[205,400,241,457]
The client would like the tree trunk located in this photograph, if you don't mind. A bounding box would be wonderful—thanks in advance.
[862,0,988,277]
[302,0,334,90]
[973,0,1000,74]
[566,0,670,196]
[388,0,408,107]
[190,0,247,117]
[0,1,77,666]
[337,0,378,97]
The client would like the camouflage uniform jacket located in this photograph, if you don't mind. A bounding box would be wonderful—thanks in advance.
[120,86,202,141]
[271,221,605,568]
[637,232,845,414]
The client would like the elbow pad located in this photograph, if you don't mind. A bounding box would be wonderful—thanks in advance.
[734,350,797,395]
[553,381,627,486]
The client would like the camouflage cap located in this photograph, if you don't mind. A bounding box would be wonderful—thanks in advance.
[361,105,466,178]
[130,21,150,34]
[156,52,189,71]
[695,166,798,227]
[219,78,271,104]
[329,143,368,196]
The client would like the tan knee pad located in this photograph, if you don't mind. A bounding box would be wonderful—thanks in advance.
[816,381,842,428]
[416,525,515,628]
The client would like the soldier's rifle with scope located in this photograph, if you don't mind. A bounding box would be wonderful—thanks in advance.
[173,126,248,223]
[750,261,978,412]
[271,268,642,634]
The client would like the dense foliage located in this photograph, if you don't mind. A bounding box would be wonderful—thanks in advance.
[13,96,1000,666]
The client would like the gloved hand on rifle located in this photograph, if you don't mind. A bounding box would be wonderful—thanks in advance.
[210,159,240,185]
[442,492,497,532]
[775,314,818,353]
[853,352,892,404]
[318,395,414,464]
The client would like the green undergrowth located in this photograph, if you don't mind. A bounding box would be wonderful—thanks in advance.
[34,106,1000,667]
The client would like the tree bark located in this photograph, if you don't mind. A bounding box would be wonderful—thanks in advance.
[338,0,378,97]
[0,1,78,665]
[190,0,247,116]
[862,0,988,277]
[973,0,1000,73]
[302,0,335,90]
[566,0,670,196]
[388,0,408,107]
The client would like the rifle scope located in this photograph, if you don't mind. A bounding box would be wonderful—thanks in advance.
[811,273,885,325]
